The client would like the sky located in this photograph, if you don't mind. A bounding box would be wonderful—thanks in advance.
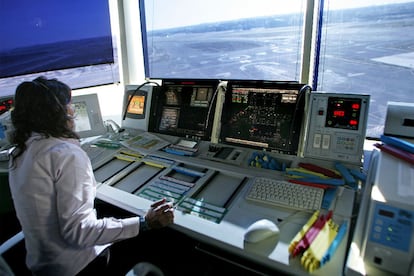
[144,0,414,30]
[1,0,412,49]
[0,0,112,51]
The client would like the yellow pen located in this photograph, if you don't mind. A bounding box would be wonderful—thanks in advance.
[143,161,165,169]
[301,218,339,272]
[285,168,329,179]
[115,154,138,162]
[119,149,143,158]
[289,210,320,255]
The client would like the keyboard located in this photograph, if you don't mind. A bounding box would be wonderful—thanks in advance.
[246,177,324,211]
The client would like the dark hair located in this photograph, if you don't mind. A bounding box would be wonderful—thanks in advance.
[10,76,79,162]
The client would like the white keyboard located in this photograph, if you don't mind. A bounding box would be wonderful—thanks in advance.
[246,177,324,211]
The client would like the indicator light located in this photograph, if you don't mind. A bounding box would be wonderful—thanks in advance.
[352,103,360,109]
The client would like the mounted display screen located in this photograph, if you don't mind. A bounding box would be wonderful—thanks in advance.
[148,79,220,140]
[71,93,106,138]
[123,87,148,120]
[220,80,309,155]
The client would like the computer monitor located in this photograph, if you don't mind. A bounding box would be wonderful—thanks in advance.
[219,80,309,155]
[121,84,156,131]
[124,88,147,119]
[71,93,106,138]
[148,79,220,140]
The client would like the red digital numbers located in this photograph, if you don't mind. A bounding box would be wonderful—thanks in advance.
[333,110,345,117]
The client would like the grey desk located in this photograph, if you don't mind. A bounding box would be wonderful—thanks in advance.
[95,138,356,276]
[0,132,360,275]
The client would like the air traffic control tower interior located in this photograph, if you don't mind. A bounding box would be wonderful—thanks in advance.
[1,1,414,276]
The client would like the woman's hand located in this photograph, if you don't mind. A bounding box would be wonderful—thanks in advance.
[144,198,174,230]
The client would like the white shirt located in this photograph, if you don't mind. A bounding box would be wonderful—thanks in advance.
[9,133,140,276]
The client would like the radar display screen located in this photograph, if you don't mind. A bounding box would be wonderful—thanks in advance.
[148,79,219,140]
[220,81,309,155]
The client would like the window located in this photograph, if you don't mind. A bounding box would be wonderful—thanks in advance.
[140,0,306,81]
[0,0,119,97]
[317,0,414,138]
[140,0,414,139]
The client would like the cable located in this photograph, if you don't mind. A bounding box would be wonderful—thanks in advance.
[287,84,311,153]
[122,81,160,121]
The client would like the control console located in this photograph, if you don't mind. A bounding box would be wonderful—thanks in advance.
[303,92,370,165]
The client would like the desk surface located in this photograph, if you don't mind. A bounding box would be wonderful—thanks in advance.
[0,130,361,275]
[94,132,357,276]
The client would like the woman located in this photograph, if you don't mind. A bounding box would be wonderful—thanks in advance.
[8,76,174,275]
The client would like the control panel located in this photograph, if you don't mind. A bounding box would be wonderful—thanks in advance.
[361,151,414,276]
[303,92,370,164]
[367,203,413,253]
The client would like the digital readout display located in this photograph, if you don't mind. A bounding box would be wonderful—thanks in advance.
[325,97,362,130]
[379,209,395,218]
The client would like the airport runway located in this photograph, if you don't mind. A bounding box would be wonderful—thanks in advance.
[148,17,414,138]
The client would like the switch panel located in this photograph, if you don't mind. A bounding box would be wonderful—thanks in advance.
[303,92,370,165]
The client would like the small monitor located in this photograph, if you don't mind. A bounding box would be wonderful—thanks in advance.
[122,84,154,131]
[124,89,148,119]
[219,80,309,155]
[148,79,220,140]
[72,93,106,138]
